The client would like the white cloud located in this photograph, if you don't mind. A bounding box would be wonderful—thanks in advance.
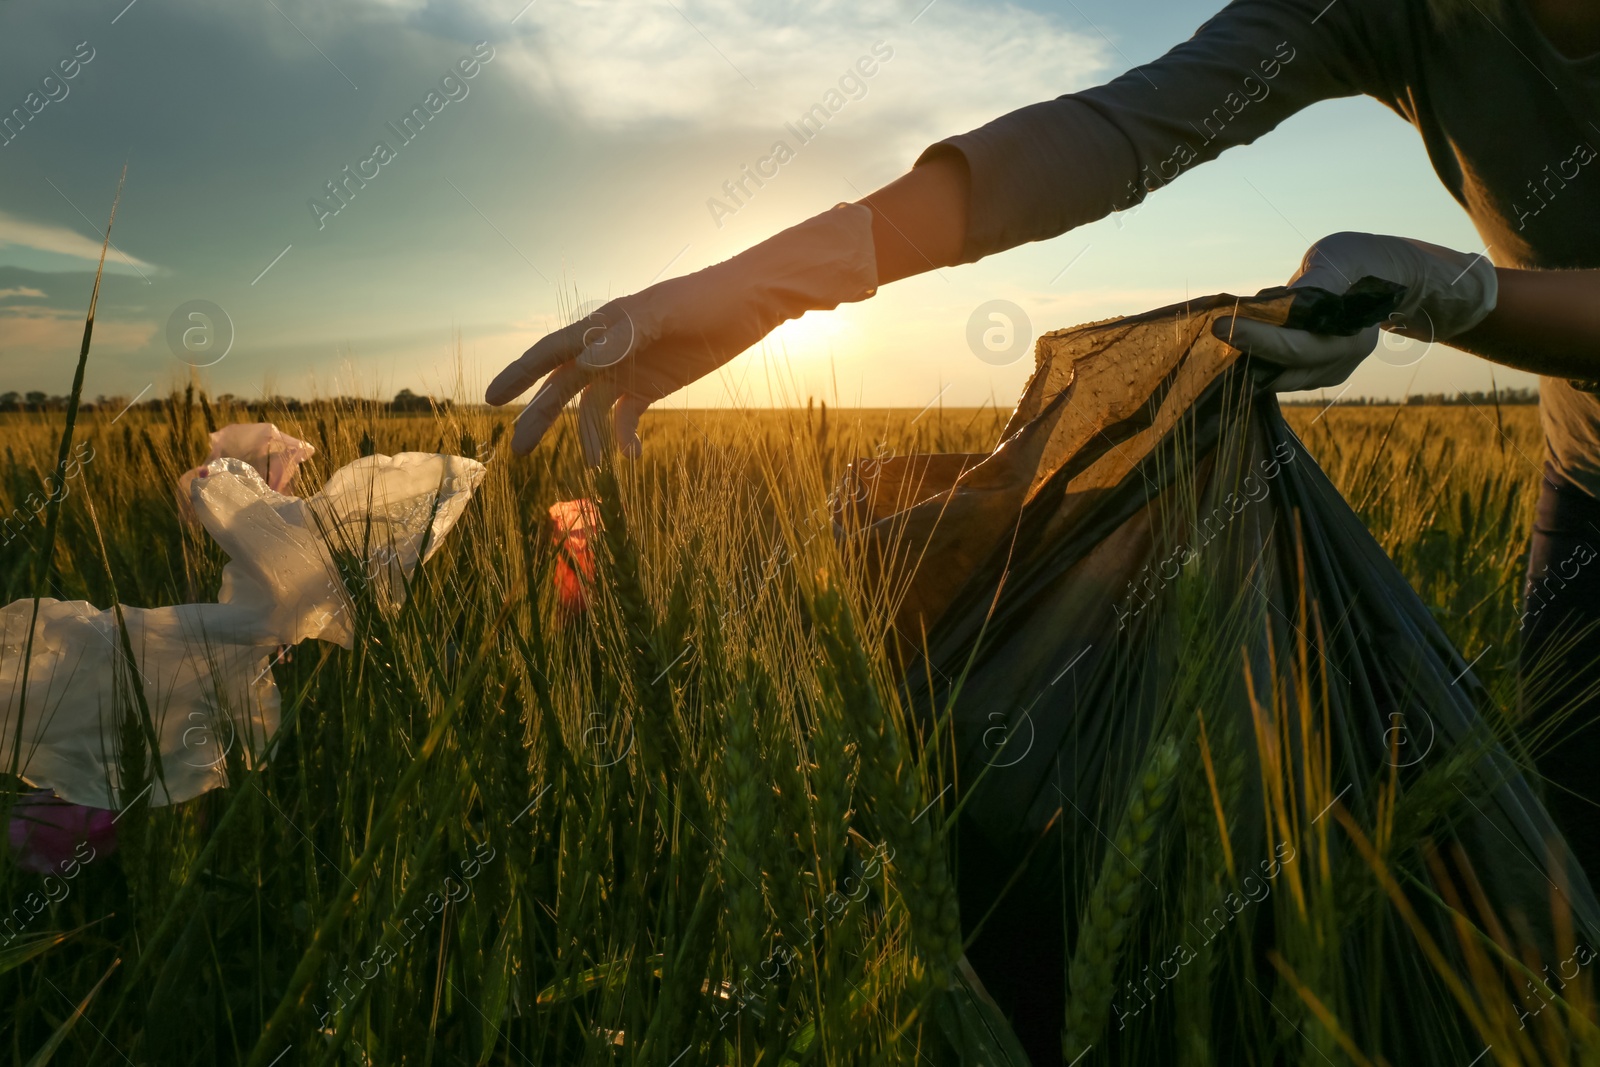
[492,1,1107,146]
[0,287,46,300]
[352,0,1108,157]
[0,210,158,272]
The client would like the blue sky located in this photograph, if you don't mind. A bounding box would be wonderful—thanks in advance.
[0,0,1534,408]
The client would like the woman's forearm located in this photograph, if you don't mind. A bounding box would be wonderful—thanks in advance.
[857,152,970,285]
[1452,267,1600,379]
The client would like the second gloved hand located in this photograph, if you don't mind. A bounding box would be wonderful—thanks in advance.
[1213,231,1499,392]
[486,203,878,460]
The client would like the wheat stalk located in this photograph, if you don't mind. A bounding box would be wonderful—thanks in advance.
[1064,731,1182,1060]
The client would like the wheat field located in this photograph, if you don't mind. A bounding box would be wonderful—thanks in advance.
[0,390,1584,1066]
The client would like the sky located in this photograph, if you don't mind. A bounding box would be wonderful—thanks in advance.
[0,0,1537,411]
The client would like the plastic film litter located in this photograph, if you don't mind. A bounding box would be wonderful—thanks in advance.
[0,449,483,809]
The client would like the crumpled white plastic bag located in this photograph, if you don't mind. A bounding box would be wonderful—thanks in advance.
[177,423,314,521]
[0,449,484,808]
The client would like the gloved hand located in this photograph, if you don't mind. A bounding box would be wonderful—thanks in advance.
[486,202,878,459]
[1213,231,1499,392]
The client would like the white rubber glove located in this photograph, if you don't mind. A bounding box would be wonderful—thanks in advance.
[487,203,878,459]
[1213,231,1499,392]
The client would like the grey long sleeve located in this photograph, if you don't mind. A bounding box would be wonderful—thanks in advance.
[918,0,1398,264]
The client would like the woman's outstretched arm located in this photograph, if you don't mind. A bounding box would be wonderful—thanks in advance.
[486,0,1364,454]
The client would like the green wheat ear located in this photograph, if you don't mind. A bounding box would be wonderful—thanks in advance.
[1172,705,1247,1065]
[1063,730,1182,1061]
[592,461,686,793]
[722,664,770,974]
[765,736,814,955]
[813,583,962,988]
[811,686,855,891]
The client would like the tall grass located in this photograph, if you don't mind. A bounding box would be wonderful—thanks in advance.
[0,389,1587,1065]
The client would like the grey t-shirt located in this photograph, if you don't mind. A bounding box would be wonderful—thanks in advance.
[921,0,1600,497]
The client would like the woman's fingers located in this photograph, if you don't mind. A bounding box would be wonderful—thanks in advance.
[498,305,650,456]
[613,394,652,458]
[1212,316,1301,361]
[1213,317,1373,368]
[1289,244,1360,294]
[572,387,650,464]
[511,362,590,454]
[576,377,619,466]
[486,319,591,406]
[1214,316,1378,391]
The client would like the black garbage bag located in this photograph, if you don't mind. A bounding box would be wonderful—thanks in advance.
[839,284,1600,1065]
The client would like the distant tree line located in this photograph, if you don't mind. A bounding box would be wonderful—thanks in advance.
[0,389,453,415]
[1281,387,1540,407]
